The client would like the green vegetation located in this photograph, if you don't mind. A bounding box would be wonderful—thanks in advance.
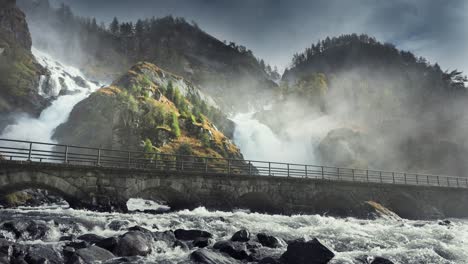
[199,132,211,148]
[176,143,193,156]
[143,138,157,159]
[170,112,181,138]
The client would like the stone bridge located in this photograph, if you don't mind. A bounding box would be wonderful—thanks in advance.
[1,161,468,219]
[1,138,468,219]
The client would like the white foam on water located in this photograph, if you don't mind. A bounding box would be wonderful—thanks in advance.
[1,206,466,263]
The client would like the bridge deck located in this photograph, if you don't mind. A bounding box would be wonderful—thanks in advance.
[1,138,467,189]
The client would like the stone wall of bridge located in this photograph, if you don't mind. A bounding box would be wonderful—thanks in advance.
[1,161,468,219]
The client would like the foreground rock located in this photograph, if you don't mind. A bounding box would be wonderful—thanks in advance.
[213,240,249,260]
[68,245,115,264]
[370,256,395,264]
[174,229,213,241]
[257,233,284,248]
[231,229,251,242]
[191,248,239,264]
[1,220,49,240]
[280,238,335,264]
[114,231,152,256]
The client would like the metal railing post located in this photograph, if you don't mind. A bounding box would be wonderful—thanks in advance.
[456,178,459,188]
[352,169,355,181]
[416,174,419,184]
[305,165,308,178]
[366,170,369,182]
[392,172,395,184]
[227,160,231,176]
[337,168,340,180]
[97,148,101,166]
[181,160,184,171]
[437,175,440,186]
[27,142,33,161]
[287,164,290,177]
[427,175,429,185]
[205,158,208,173]
[268,162,271,176]
[379,171,382,183]
[404,173,407,184]
[127,151,131,168]
[248,161,252,176]
[447,177,450,187]
[321,166,324,179]
[64,145,69,163]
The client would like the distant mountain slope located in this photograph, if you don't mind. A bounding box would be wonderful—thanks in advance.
[0,0,48,128]
[18,0,279,111]
[266,34,468,175]
[54,62,243,160]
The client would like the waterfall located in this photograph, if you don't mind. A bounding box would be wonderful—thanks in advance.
[0,48,100,143]
[231,112,338,164]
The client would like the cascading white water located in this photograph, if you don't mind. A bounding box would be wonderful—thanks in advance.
[0,48,100,143]
[231,112,338,164]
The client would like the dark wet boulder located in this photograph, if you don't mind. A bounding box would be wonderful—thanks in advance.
[65,241,89,250]
[190,248,239,264]
[193,237,212,248]
[77,233,105,245]
[259,257,281,264]
[102,256,143,263]
[438,220,452,226]
[257,233,284,248]
[128,225,152,234]
[370,256,395,264]
[152,230,176,244]
[114,231,152,256]
[248,247,282,262]
[23,244,64,264]
[96,236,119,252]
[0,239,12,263]
[173,240,189,251]
[59,235,76,241]
[280,238,335,264]
[231,229,251,242]
[246,241,262,250]
[71,245,115,264]
[1,220,49,240]
[107,220,130,231]
[174,229,213,241]
[213,240,249,260]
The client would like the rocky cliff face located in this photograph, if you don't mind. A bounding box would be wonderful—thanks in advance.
[0,0,48,130]
[54,62,243,160]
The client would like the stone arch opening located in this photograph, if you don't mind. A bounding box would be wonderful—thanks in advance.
[311,193,359,217]
[237,192,281,214]
[0,173,87,209]
[130,186,193,211]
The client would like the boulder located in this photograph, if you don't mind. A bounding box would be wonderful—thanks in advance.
[1,220,49,240]
[69,245,115,264]
[256,233,284,248]
[190,248,239,264]
[107,220,129,231]
[193,237,212,248]
[248,247,282,262]
[280,238,335,264]
[0,239,12,263]
[23,244,64,264]
[95,236,119,252]
[77,233,105,245]
[213,240,249,260]
[152,230,176,244]
[114,231,152,256]
[370,256,395,264]
[174,229,212,241]
[173,240,189,251]
[259,257,281,264]
[231,229,250,242]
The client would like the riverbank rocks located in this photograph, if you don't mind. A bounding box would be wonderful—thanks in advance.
[174,229,213,241]
[107,220,130,231]
[191,248,239,264]
[1,220,49,241]
[77,234,106,245]
[280,238,335,264]
[114,231,152,256]
[370,256,395,264]
[257,233,284,248]
[231,229,251,242]
[213,240,249,260]
[69,245,115,264]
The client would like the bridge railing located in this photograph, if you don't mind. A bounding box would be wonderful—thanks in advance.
[0,138,467,189]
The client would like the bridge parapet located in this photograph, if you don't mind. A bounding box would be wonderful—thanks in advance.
[0,138,467,189]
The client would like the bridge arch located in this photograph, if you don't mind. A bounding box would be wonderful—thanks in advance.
[237,191,284,214]
[0,171,87,207]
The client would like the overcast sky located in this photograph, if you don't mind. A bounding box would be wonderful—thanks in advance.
[50,0,468,73]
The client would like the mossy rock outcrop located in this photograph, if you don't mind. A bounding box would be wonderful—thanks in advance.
[54,62,243,160]
[0,0,48,128]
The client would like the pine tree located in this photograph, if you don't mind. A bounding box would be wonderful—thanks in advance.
[110,17,119,35]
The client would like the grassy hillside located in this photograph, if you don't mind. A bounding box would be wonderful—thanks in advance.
[53,62,243,160]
